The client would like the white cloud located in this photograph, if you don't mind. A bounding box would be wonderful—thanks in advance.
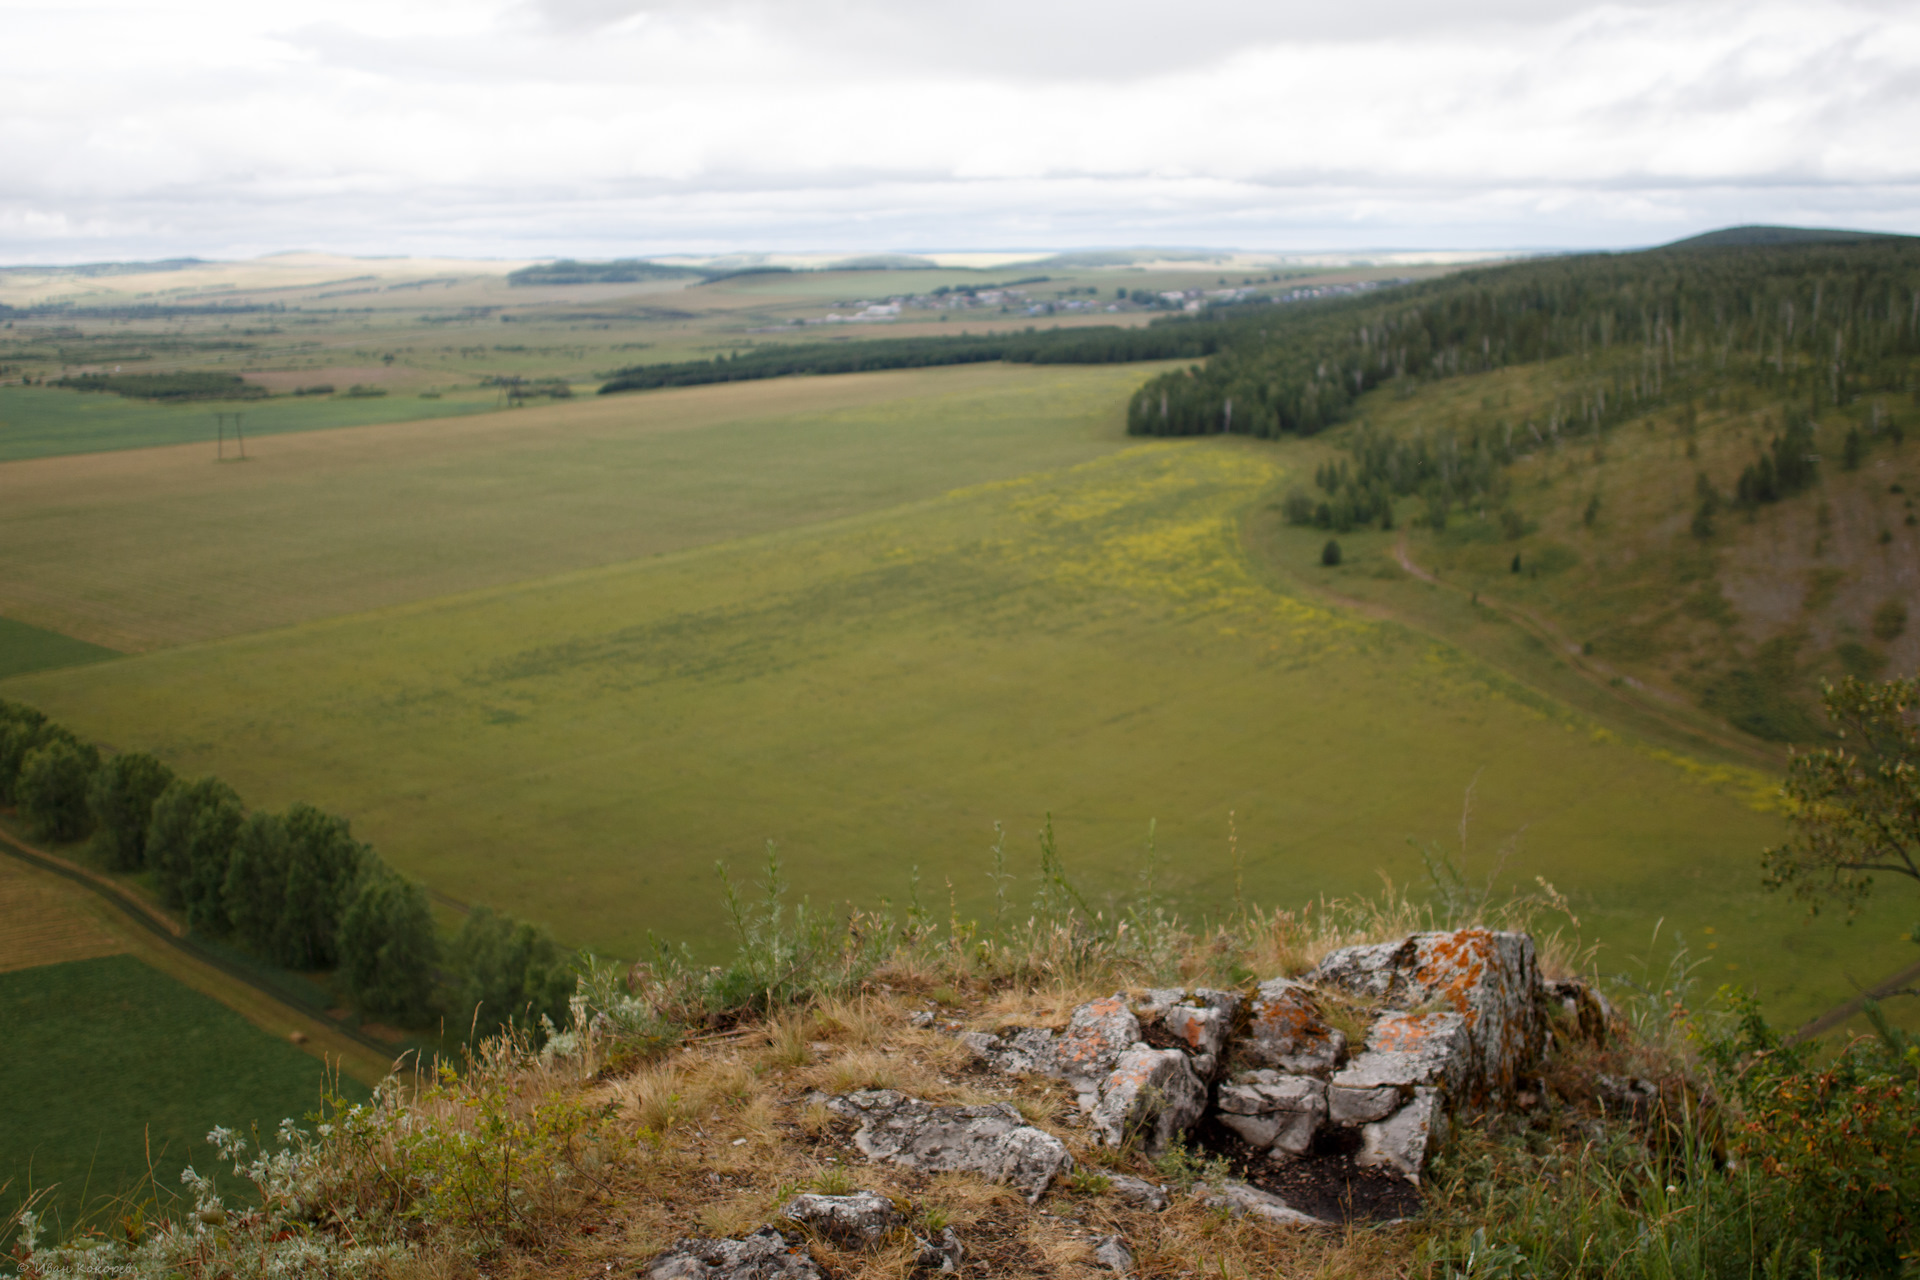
[1,0,1915,259]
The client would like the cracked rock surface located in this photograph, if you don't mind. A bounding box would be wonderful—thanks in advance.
[645,1228,824,1280]
[779,1191,901,1248]
[826,1090,1072,1203]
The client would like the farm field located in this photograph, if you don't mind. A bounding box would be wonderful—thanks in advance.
[6,435,1901,1032]
[0,382,503,463]
[0,363,1162,651]
[0,852,127,973]
[0,953,365,1233]
[0,616,117,681]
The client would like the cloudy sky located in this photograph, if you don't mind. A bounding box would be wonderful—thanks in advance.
[4,0,1917,262]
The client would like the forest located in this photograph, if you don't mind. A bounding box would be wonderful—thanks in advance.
[1127,236,1920,441]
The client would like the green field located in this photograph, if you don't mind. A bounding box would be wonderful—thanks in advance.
[0,364,1158,651]
[0,955,365,1232]
[6,430,1902,1029]
[0,383,504,463]
[0,617,117,681]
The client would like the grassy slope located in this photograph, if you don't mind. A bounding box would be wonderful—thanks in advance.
[7,438,1897,1029]
[0,363,1161,651]
[0,954,368,1232]
[1262,360,1920,744]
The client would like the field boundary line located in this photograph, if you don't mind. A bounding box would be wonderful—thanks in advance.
[0,825,403,1071]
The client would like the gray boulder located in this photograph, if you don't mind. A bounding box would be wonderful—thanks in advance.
[645,1228,823,1280]
[826,1090,1072,1203]
[779,1191,901,1248]
[1089,1046,1206,1155]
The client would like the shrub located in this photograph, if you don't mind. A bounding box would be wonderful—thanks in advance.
[1321,539,1343,566]
[448,906,577,1042]
[17,739,100,842]
[87,750,175,869]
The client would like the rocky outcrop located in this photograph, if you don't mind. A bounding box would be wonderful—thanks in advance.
[825,1089,1073,1203]
[1309,929,1541,1098]
[962,928,1553,1196]
[646,1228,824,1279]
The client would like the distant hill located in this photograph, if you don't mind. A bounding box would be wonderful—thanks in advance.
[506,259,706,286]
[1663,224,1915,250]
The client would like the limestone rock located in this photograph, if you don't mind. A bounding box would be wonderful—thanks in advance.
[1056,995,1144,1099]
[827,1090,1071,1203]
[645,1228,823,1280]
[1089,1046,1206,1155]
[1239,979,1346,1075]
[1093,1235,1135,1274]
[1104,1173,1171,1211]
[1215,1070,1326,1155]
[780,1192,902,1248]
[1310,929,1543,1097]
[1333,1011,1472,1095]
[1139,987,1242,1062]
[1197,1181,1329,1226]
[958,1027,1059,1077]
[914,1227,964,1273]
[1355,1088,1447,1182]
[1326,1083,1399,1126]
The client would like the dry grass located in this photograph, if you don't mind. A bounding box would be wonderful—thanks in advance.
[524,977,1440,1280]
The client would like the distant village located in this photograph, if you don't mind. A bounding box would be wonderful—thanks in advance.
[801,276,1406,327]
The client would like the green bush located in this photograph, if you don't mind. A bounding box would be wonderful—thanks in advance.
[1703,992,1920,1276]
[87,751,176,869]
[18,738,100,842]
[448,906,577,1042]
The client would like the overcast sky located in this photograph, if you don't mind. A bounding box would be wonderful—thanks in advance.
[3,0,1916,262]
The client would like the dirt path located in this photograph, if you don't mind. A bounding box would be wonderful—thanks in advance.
[1389,535,1777,768]
[1786,955,1920,1044]
[0,825,402,1079]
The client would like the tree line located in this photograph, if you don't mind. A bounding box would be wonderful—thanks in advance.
[51,371,269,402]
[0,699,572,1039]
[595,324,1235,394]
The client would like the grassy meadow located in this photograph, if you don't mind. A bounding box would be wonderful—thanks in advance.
[0,363,1158,651]
[6,429,1896,1030]
[0,954,366,1232]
